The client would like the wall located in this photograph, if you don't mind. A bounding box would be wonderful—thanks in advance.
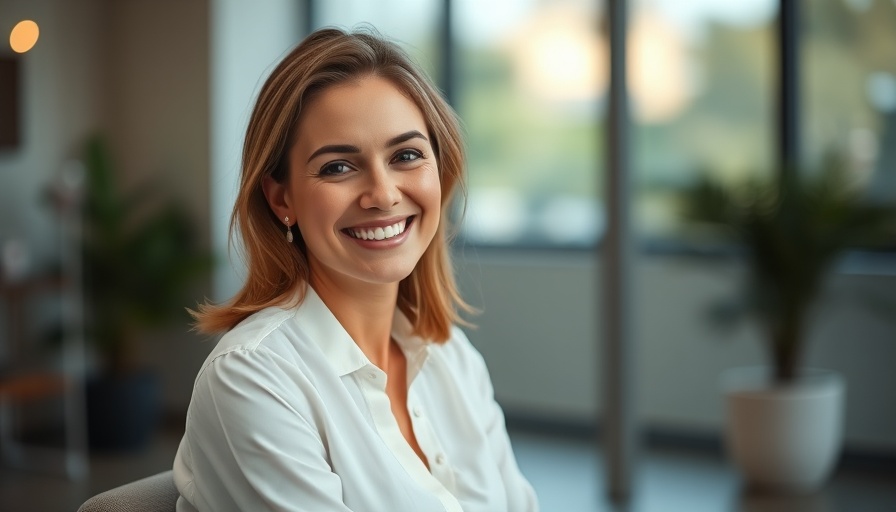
[0,0,104,268]
[97,0,215,414]
[456,251,896,453]
[103,0,211,237]
[209,0,304,303]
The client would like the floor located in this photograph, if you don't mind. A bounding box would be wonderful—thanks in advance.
[0,426,894,512]
[509,430,896,512]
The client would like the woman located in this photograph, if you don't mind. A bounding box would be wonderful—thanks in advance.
[173,27,538,512]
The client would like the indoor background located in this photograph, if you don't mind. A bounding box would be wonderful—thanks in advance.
[0,0,894,511]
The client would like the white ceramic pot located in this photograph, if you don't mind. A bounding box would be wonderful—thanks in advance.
[721,367,845,493]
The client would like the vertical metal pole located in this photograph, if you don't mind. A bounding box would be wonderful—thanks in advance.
[779,0,799,176]
[603,0,635,503]
[439,0,455,106]
[303,0,316,36]
[62,174,89,480]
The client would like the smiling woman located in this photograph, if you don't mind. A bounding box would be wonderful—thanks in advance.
[174,28,538,512]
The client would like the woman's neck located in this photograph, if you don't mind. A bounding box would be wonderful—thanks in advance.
[309,272,399,371]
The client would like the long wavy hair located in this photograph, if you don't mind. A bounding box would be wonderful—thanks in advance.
[191,27,471,342]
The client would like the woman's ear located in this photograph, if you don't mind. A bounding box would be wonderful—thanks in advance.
[262,175,292,223]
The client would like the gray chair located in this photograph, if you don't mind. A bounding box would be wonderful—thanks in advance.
[77,470,178,512]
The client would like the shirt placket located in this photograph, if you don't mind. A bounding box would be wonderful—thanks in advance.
[355,364,463,512]
[408,391,456,493]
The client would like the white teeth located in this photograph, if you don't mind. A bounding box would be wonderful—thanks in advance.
[350,219,408,241]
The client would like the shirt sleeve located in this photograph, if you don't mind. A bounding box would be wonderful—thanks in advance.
[456,329,540,512]
[178,347,354,512]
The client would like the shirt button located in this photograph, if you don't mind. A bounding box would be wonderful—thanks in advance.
[435,453,446,465]
[367,371,377,380]
[412,406,423,418]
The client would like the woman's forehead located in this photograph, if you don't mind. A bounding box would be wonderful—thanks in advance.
[294,76,431,153]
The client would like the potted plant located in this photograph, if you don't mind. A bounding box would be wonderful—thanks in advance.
[680,153,896,492]
[80,135,213,451]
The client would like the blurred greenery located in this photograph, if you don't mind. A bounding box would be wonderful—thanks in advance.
[454,1,896,241]
[82,136,214,375]
[679,152,896,383]
[459,45,600,200]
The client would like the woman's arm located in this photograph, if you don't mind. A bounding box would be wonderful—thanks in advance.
[457,329,540,512]
[176,347,353,512]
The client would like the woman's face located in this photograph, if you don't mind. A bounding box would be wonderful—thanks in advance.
[264,75,441,290]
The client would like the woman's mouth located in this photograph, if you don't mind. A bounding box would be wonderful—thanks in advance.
[344,216,414,241]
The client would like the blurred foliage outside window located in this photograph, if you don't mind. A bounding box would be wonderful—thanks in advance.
[455,0,780,246]
[803,0,896,206]
[454,0,603,247]
[631,0,775,244]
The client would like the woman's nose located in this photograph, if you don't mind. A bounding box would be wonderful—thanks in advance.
[359,167,401,211]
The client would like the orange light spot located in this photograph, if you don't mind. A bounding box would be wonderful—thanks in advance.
[10,20,39,54]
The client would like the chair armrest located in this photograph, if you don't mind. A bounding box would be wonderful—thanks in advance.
[77,470,178,512]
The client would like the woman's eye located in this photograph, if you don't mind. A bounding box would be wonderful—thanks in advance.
[319,162,352,176]
[393,149,423,164]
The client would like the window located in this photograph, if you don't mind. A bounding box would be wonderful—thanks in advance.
[803,0,896,204]
[631,0,776,242]
[455,0,604,247]
[453,0,778,247]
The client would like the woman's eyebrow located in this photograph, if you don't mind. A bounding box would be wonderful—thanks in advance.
[386,130,428,147]
[307,144,360,163]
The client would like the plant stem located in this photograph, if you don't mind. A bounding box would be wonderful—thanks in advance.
[770,306,804,384]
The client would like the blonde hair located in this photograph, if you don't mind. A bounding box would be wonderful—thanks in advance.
[192,27,472,341]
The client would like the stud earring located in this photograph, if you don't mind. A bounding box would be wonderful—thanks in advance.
[285,216,294,243]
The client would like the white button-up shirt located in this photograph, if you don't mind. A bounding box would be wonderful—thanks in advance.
[173,287,538,512]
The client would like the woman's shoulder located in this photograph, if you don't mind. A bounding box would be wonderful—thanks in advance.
[194,305,303,380]
[428,325,491,378]
[214,305,295,353]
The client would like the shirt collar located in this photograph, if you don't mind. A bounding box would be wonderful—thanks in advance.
[295,286,430,378]
[391,309,430,383]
